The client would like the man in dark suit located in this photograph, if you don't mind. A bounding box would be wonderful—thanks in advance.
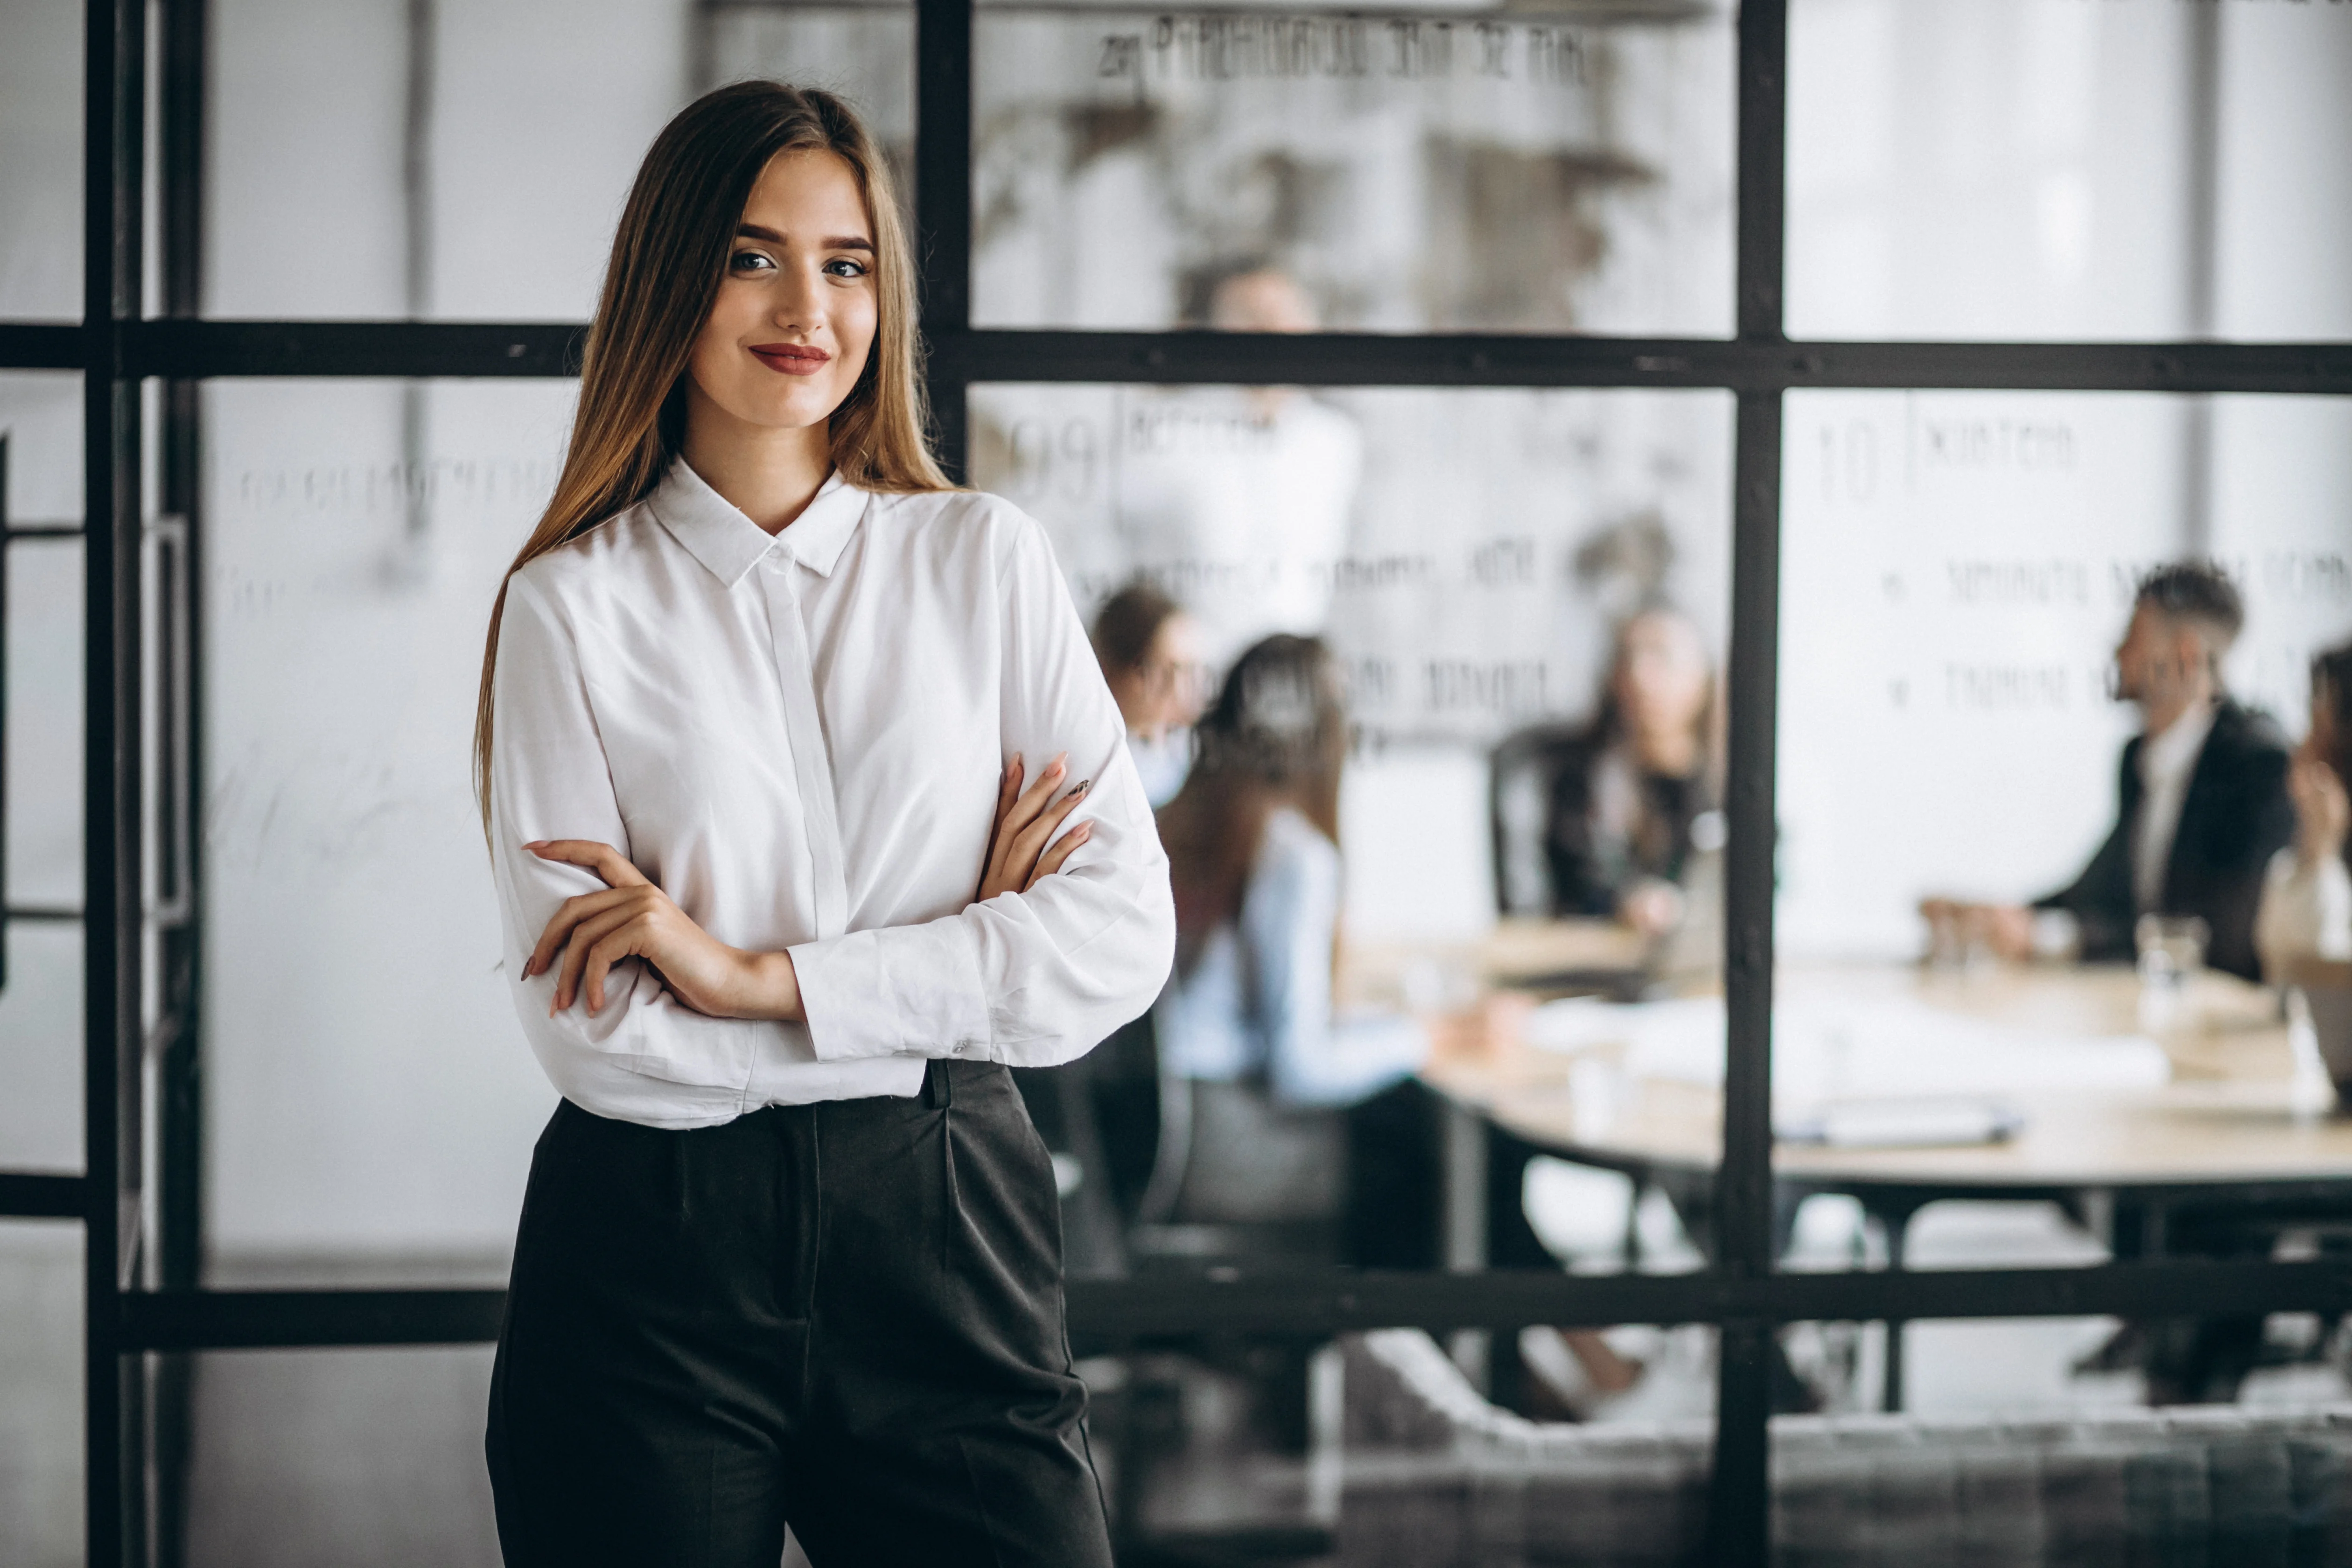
[1952,562,2294,981]
[1939,562,2296,1401]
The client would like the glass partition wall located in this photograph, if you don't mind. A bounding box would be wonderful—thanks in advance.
[5,0,2351,1563]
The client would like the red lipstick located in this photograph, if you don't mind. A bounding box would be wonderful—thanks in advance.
[750,342,831,376]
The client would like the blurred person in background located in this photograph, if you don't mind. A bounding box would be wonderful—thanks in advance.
[2257,641,2352,978]
[1928,562,2294,982]
[1523,603,1722,938]
[1091,580,1209,808]
[1113,264,1362,667]
[1149,635,1640,1406]
[1149,634,1429,1244]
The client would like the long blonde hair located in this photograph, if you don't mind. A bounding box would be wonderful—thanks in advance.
[474,81,951,830]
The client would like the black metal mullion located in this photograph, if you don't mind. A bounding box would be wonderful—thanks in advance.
[1708,0,1787,1560]
[84,0,147,1562]
[110,1255,2352,1351]
[157,0,206,1303]
[14,320,2347,392]
[914,0,974,480]
[154,4,208,1564]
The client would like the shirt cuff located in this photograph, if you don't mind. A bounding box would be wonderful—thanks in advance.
[790,914,994,1064]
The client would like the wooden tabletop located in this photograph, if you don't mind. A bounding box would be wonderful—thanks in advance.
[1413,946,2352,1192]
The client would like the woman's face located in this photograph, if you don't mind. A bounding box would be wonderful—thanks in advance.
[1110,614,1208,739]
[1612,612,1710,737]
[686,148,878,440]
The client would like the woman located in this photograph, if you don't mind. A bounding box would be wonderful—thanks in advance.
[1090,580,1207,807]
[1152,637,1638,1407]
[1545,604,1721,936]
[2257,641,2352,978]
[476,84,1171,1566]
[1151,637,1426,1141]
[1147,637,1495,1256]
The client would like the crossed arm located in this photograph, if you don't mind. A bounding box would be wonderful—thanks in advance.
[519,752,1095,1023]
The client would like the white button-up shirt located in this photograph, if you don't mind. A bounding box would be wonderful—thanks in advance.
[2132,699,2217,914]
[489,458,1175,1129]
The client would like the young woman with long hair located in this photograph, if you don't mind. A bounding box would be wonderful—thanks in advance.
[1544,603,1721,934]
[476,82,1171,1566]
[1147,636,1447,1253]
[2257,641,2352,978]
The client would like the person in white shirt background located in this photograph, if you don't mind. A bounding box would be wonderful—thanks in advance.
[1090,580,1210,808]
[2258,641,2352,978]
[472,82,1170,1567]
[1111,266,1364,669]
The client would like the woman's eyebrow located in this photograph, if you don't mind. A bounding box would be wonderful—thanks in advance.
[735,223,874,252]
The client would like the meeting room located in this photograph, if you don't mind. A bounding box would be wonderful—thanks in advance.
[5,0,2352,1563]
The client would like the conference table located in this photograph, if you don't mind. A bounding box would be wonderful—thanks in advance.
[1368,923,2352,1409]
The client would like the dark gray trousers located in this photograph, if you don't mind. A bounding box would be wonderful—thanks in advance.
[486,1060,1111,1568]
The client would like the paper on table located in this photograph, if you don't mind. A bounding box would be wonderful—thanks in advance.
[1524,993,2170,1108]
[1774,1098,2027,1148]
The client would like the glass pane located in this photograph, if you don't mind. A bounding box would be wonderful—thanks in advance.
[1773,391,2352,1416]
[1787,0,2352,341]
[0,925,82,1172]
[0,1222,82,1568]
[0,0,81,320]
[187,1346,498,1567]
[973,382,1730,1361]
[971,7,1735,334]
[204,0,912,321]
[202,380,564,1283]
[2,373,83,1171]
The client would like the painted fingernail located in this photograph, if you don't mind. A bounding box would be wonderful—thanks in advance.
[1071,779,1091,796]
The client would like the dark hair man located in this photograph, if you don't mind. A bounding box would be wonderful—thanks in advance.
[1935,561,2295,981]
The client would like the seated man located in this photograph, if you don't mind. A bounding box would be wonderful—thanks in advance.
[1940,561,2294,982]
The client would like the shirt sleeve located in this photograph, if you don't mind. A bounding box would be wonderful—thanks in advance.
[2257,847,2352,981]
[1243,819,1430,1109]
[786,511,1177,1068]
[490,571,805,1128]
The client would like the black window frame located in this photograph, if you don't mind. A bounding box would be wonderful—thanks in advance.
[5,0,2352,1562]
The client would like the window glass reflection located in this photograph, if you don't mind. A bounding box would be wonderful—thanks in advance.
[1778,390,2352,1412]
[200,379,567,1283]
[203,0,912,321]
[0,1225,80,1568]
[972,5,1735,333]
[1787,0,2352,341]
[2,373,85,1172]
[975,385,1732,1469]
[0,0,80,320]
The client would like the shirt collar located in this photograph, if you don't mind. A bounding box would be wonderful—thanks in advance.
[2140,698,2217,787]
[648,457,867,588]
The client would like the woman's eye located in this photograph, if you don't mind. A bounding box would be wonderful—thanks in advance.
[824,257,869,279]
[729,250,775,274]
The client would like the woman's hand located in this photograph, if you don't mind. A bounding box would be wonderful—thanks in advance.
[1425,991,1534,1065]
[1616,878,1687,938]
[976,753,1094,903]
[2291,755,2350,868]
[522,840,801,1021]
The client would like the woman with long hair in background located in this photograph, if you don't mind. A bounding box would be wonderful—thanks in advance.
[475,82,1171,1566]
[2257,641,2352,977]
